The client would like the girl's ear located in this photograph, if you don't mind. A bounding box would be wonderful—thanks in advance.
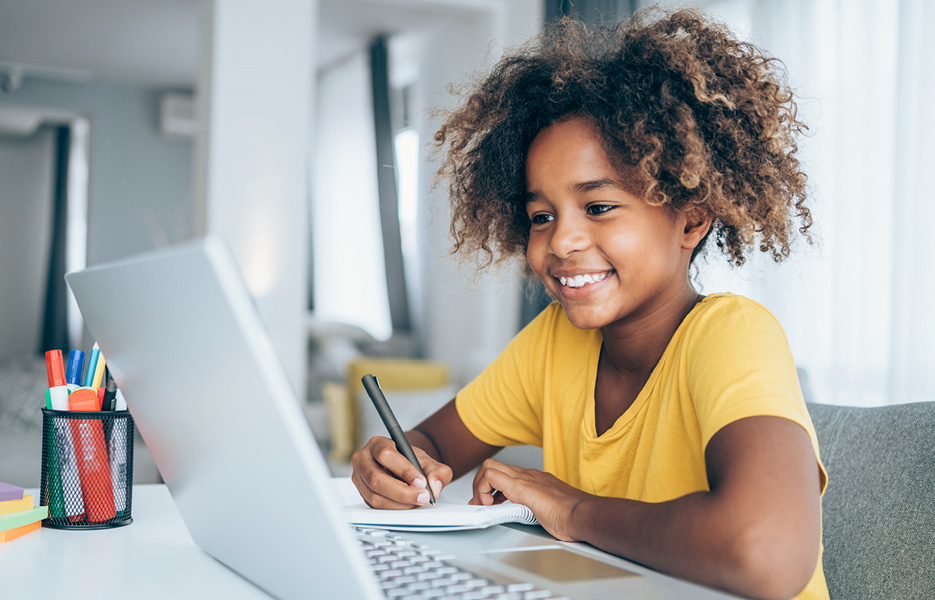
[681,208,713,250]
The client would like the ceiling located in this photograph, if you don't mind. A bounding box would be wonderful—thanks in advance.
[0,0,472,89]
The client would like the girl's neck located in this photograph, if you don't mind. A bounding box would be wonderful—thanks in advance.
[599,287,704,376]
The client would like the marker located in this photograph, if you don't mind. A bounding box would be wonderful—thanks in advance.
[114,389,127,411]
[108,416,129,517]
[44,350,69,410]
[361,374,436,506]
[44,349,81,520]
[84,343,100,388]
[107,382,130,517]
[69,388,117,523]
[65,350,86,389]
[102,377,129,516]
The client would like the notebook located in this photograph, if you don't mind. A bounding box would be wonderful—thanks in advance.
[346,500,538,531]
[64,236,737,600]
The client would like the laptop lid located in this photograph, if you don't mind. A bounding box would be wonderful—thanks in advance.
[65,237,382,600]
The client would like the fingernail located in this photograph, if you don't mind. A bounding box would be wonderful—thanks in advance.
[413,478,426,489]
[417,492,429,505]
[431,480,442,496]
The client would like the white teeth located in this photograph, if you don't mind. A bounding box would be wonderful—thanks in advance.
[558,272,608,288]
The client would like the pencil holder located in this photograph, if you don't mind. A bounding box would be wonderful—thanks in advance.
[39,408,134,529]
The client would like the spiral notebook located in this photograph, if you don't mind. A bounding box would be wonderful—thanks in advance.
[346,501,539,532]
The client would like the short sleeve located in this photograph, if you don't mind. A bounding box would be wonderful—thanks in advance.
[455,304,562,447]
[686,297,827,491]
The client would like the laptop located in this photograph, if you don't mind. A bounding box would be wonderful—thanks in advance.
[65,237,735,600]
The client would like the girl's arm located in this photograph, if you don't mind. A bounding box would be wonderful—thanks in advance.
[350,399,500,508]
[472,415,822,600]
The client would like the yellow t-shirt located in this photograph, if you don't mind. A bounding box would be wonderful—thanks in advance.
[456,293,828,600]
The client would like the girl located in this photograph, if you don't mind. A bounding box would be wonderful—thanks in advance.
[352,8,827,600]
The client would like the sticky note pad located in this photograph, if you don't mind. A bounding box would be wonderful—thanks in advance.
[0,506,48,532]
[0,520,41,543]
[0,482,24,502]
[0,494,34,516]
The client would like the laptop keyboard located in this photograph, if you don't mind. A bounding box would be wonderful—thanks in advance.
[354,527,566,600]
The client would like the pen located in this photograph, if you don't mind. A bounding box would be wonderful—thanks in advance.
[84,342,100,387]
[90,353,107,390]
[101,376,117,412]
[361,374,436,506]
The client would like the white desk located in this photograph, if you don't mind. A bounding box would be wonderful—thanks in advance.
[1,484,739,599]
[0,485,268,599]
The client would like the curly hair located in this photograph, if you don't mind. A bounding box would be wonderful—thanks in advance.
[434,8,812,268]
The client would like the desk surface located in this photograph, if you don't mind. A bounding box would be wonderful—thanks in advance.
[1,485,268,599]
[1,484,738,600]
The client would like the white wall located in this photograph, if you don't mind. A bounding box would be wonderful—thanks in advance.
[413,2,543,386]
[0,81,195,266]
[195,0,316,398]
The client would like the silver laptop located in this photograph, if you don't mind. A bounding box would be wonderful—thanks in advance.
[65,237,736,600]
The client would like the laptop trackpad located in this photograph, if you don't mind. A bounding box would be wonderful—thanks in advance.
[485,547,641,582]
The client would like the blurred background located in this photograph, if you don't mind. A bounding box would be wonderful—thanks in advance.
[1,0,932,487]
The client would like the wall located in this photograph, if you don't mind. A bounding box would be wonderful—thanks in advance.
[413,3,543,386]
[0,129,54,357]
[195,0,315,399]
[0,80,195,267]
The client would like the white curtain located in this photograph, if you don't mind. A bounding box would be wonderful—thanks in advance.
[652,0,935,406]
[311,51,393,341]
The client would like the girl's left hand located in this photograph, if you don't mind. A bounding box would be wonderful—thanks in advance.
[469,458,591,542]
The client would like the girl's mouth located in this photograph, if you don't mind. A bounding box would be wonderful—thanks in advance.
[557,271,611,289]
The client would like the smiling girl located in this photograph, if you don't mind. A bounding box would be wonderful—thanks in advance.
[352,8,827,600]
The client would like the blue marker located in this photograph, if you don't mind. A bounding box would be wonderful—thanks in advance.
[66,350,86,388]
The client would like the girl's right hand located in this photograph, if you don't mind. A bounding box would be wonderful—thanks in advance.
[350,435,453,509]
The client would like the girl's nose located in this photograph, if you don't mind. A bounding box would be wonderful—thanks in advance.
[548,217,589,258]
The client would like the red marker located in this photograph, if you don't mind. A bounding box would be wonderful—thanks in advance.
[44,350,69,410]
[69,388,116,523]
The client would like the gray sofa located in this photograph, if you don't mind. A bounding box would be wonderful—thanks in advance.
[809,401,935,600]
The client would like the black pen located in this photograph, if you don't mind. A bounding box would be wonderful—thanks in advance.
[101,375,117,411]
[361,374,436,506]
[101,375,118,442]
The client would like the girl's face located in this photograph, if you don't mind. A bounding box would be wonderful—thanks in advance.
[524,117,703,331]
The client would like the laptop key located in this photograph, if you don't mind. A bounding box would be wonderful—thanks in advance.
[355,526,558,600]
[480,585,506,594]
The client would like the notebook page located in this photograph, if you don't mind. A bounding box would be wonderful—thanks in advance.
[345,501,539,531]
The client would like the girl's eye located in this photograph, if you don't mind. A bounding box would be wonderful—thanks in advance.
[529,213,553,226]
[587,204,614,216]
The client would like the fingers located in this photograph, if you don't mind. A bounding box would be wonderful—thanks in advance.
[418,450,453,500]
[470,459,518,506]
[351,436,451,509]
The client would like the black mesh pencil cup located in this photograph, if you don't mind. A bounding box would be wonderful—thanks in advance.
[40,408,134,529]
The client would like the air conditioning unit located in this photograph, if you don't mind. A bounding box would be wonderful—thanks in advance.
[159,92,197,139]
